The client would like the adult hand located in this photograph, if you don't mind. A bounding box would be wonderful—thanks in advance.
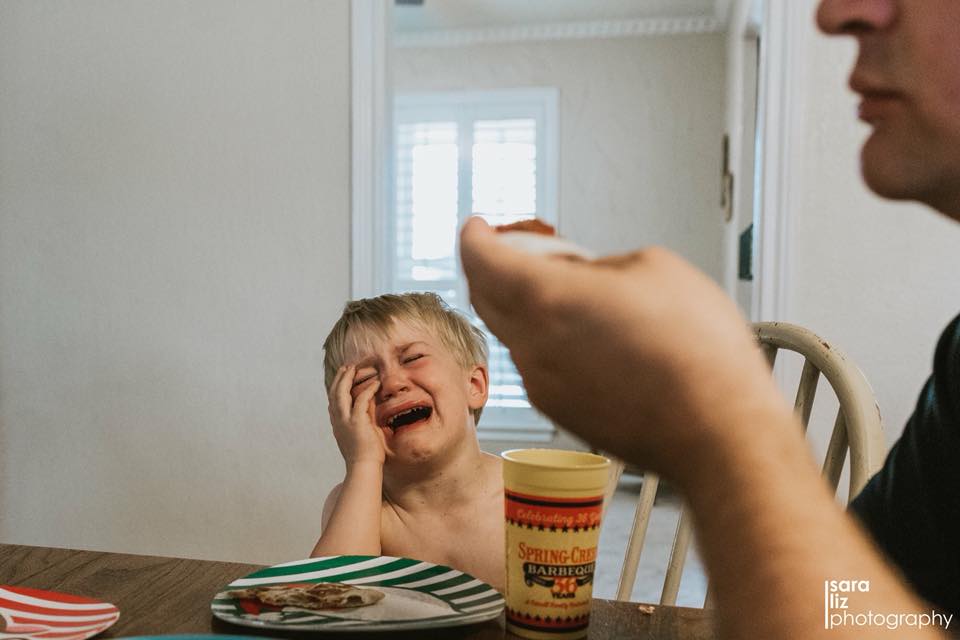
[328,365,387,467]
[459,217,787,486]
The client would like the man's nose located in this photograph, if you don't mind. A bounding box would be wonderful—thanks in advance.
[816,0,897,35]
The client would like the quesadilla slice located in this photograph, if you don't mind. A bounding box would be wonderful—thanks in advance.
[227,582,384,610]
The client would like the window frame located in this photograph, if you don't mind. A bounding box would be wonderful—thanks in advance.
[377,87,559,442]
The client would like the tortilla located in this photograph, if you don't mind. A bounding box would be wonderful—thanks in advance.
[227,582,385,610]
[494,218,593,259]
[495,219,556,235]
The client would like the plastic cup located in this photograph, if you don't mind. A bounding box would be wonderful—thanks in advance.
[502,449,611,640]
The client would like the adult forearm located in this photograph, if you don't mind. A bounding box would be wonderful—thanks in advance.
[311,462,383,556]
[685,404,944,639]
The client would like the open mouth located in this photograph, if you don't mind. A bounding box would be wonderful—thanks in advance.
[386,405,433,431]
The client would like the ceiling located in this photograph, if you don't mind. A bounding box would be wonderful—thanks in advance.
[393,0,732,32]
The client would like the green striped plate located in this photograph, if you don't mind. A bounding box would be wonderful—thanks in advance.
[211,555,504,632]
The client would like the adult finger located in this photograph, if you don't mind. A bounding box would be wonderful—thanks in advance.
[459,217,567,337]
[592,248,649,270]
[459,218,547,310]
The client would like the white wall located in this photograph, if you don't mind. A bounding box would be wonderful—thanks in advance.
[784,2,960,448]
[0,0,351,564]
[394,34,727,279]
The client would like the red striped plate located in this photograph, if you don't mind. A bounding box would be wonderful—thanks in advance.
[0,586,119,640]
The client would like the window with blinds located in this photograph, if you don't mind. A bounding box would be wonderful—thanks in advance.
[393,89,558,441]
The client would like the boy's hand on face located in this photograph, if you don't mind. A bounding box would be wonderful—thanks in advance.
[328,365,387,467]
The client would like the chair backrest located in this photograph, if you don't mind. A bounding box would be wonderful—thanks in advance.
[608,321,886,605]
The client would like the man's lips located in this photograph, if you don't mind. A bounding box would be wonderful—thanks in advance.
[849,76,904,124]
[858,92,903,124]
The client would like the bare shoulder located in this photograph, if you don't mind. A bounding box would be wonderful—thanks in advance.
[379,494,413,552]
[481,452,504,490]
[483,451,503,467]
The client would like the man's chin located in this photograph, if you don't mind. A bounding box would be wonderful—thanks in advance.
[860,138,925,202]
[859,126,960,210]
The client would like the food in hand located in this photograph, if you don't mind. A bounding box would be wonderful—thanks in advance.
[494,219,557,236]
[227,582,385,610]
[493,218,593,259]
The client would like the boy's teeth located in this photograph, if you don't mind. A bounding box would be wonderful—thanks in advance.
[388,408,414,426]
[387,406,431,429]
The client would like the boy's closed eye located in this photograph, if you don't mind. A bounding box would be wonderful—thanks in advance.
[349,352,426,389]
[352,372,377,388]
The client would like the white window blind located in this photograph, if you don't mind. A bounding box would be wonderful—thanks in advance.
[393,89,558,441]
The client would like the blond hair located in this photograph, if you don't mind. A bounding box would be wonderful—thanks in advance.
[323,292,489,424]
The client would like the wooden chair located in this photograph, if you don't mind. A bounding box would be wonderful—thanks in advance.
[607,321,886,605]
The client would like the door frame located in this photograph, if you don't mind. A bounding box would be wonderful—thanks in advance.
[721,0,760,311]
[350,0,392,299]
[751,0,810,322]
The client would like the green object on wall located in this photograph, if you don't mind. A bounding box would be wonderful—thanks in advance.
[738,223,753,281]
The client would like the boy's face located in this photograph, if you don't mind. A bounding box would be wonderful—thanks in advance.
[342,318,488,465]
[817,0,960,217]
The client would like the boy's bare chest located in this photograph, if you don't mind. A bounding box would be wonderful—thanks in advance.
[380,503,505,592]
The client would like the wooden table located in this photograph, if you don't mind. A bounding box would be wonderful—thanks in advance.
[0,544,714,639]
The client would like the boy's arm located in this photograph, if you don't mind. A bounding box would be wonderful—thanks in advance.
[311,462,383,556]
[311,365,388,557]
